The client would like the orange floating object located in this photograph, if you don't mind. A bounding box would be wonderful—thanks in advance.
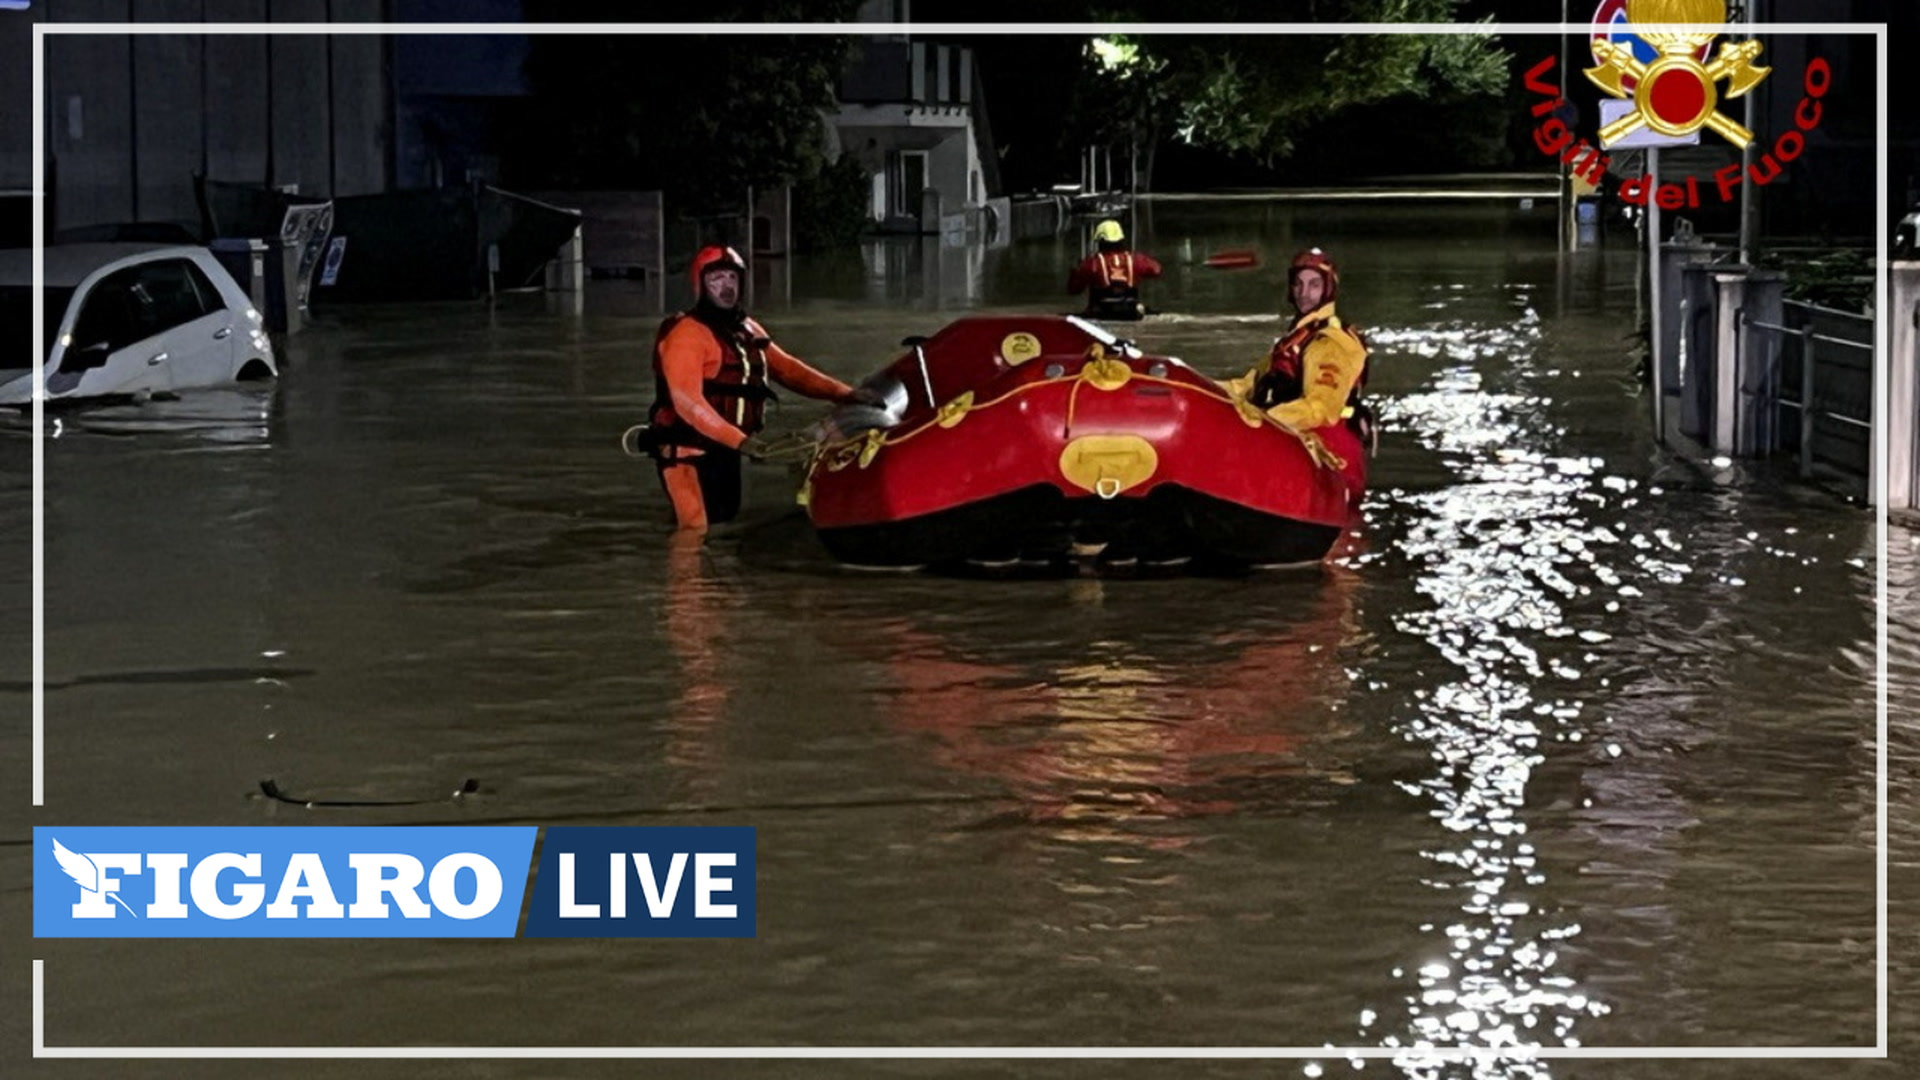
[1203,249,1261,270]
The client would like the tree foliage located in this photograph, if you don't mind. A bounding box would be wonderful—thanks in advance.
[509,1,864,214]
[792,154,871,253]
[1076,0,1510,167]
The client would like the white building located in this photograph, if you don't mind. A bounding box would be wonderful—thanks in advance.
[832,0,1000,236]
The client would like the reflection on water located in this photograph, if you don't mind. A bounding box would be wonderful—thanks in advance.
[852,569,1365,828]
[2,199,1890,1070]
[1361,313,1614,1071]
[2,385,279,446]
[658,531,742,800]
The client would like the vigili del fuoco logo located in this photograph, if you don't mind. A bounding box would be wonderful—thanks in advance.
[1522,0,1832,212]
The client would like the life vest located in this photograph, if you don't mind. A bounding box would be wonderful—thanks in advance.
[1252,309,1370,419]
[647,311,775,450]
[1090,251,1138,298]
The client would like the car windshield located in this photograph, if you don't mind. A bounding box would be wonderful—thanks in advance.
[0,285,78,366]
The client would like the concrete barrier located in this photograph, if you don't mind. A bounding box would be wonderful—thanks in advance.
[983,196,1012,248]
[209,236,304,337]
[1677,260,1720,443]
[1892,261,1920,510]
[528,190,664,283]
[1009,196,1067,241]
[1658,239,1725,442]
[1678,262,1784,454]
[544,225,583,292]
[1667,249,1885,502]
[1717,268,1784,456]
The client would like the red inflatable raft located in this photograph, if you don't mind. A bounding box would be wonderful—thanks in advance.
[801,315,1367,570]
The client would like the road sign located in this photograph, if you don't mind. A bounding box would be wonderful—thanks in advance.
[1599,99,1702,148]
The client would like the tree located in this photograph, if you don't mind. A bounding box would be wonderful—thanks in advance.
[919,0,1511,189]
[508,1,864,214]
[1076,1,1510,185]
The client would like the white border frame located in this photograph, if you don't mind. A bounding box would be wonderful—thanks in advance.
[28,19,1890,1062]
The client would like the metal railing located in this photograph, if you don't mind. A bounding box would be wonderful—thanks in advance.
[1739,299,1874,490]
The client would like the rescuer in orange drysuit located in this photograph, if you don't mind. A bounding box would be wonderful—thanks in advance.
[641,245,883,531]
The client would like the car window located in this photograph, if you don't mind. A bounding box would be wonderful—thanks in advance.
[183,260,227,314]
[129,259,215,335]
[64,258,214,364]
[0,285,78,364]
[67,270,144,360]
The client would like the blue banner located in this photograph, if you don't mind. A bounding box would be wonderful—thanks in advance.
[34,827,537,938]
[524,827,756,938]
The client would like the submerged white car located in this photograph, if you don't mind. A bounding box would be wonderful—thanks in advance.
[0,243,277,405]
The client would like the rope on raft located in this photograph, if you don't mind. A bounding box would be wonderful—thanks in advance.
[617,425,825,463]
[620,355,1349,473]
[808,359,1348,473]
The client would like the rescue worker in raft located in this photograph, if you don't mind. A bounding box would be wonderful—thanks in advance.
[1219,247,1372,448]
[642,245,883,531]
[1067,219,1163,321]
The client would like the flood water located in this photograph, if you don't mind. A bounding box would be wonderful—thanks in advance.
[3,199,1914,1079]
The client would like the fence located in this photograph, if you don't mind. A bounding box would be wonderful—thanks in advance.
[1008,196,1071,242]
[1739,299,1875,499]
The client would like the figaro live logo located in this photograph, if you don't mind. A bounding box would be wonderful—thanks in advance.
[33,826,755,938]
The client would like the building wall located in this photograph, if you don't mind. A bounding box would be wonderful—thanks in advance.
[268,0,333,197]
[0,6,37,193]
[330,0,389,197]
[204,1,271,190]
[388,1,528,191]
[134,1,208,226]
[48,0,135,230]
[833,36,992,234]
[4,0,392,233]
[928,126,971,221]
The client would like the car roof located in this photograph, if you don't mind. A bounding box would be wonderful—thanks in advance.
[0,243,207,289]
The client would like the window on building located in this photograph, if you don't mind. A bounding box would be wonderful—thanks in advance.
[893,151,929,218]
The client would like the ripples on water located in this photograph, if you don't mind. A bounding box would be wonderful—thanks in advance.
[3,388,278,446]
[1351,289,1877,1075]
[0,203,1896,1076]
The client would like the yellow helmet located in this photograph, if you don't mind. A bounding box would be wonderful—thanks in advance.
[1093,219,1125,244]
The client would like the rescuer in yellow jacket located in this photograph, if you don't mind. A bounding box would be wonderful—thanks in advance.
[1220,248,1369,435]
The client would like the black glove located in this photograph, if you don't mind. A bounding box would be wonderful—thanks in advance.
[844,386,890,409]
[735,435,768,462]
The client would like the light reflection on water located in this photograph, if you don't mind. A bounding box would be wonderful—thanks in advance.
[1356,311,1614,1073]
[1,385,279,446]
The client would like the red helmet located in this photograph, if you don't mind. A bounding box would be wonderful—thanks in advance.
[689,245,747,296]
[1288,248,1339,306]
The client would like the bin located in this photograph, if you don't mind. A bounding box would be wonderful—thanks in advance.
[210,237,302,336]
